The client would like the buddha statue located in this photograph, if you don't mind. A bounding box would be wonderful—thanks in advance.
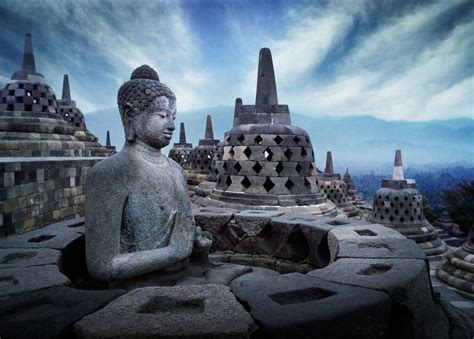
[85,65,213,281]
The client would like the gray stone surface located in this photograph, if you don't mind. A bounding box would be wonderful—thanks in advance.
[334,238,426,261]
[231,272,391,338]
[234,210,283,236]
[309,258,450,338]
[0,265,70,297]
[0,286,124,339]
[0,218,84,250]
[328,223,405,262]
[193,207,236,234]
[75,285,257,338]
[0,247,62,269]
[85,65,210,281]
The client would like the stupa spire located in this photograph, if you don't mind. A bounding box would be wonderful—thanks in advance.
[325,151,334,174]
[106,130,111,147]
[22,33,36,72]
[205,114,214,140]
[255,48,278,105]
[179,122,187,144]
[62,74,71,101]
[392,149,404,180]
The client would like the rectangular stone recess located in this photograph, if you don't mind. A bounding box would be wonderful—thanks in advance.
[138,296,205,315]
[269,287,336,305]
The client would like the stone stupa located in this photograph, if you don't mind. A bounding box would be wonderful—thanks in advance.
[369,150,448,260]
[343,168,356,200]
[186,115,219,193]
[57,74,115,157]
[0,33,104,236]
[168,122,193,170]
[437,226,474,299]
[205,48,335,215]
[316,151,359,217]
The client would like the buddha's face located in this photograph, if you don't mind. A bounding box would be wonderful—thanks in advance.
[131,95,176,150]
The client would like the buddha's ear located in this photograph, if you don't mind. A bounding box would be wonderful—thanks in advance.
[123,103,136,141]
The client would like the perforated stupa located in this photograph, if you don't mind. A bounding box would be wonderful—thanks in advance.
[58,74,115,156]
[369,150,447,260]
[168,122,193,170]
[316,151,358,217]
[209,48,335,213]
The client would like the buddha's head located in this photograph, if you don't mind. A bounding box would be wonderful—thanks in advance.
[118,65,176,149]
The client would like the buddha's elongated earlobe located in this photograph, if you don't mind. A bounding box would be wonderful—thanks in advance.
[123,104,136,141]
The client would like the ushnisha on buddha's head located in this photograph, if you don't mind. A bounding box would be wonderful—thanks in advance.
[117,65,176,150]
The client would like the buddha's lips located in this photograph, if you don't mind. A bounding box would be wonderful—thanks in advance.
[163,132,173,139]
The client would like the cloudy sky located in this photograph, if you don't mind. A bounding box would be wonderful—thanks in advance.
[0,0,472,121]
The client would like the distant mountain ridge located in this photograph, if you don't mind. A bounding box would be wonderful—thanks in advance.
[85,106,474,173]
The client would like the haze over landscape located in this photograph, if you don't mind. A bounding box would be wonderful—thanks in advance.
[0,0,472,169]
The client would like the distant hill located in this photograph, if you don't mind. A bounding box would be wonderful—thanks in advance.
[84,107,474,173]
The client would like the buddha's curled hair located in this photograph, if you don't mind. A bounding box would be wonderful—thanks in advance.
[117,65,176,120]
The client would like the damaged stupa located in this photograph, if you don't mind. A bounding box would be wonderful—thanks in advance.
[437,226,474,299]
[0,34,104,236]
[186,114,219,193]
[168,122,193,170]
[369,150,448,260]
[317,151,359,217]
[205,48,335,215]
[58,74,115,157]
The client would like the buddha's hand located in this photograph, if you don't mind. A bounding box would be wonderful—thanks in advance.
[191,226,212,262]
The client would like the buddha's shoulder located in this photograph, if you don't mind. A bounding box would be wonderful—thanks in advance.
[165,156,184,173]
[87,151,134,182]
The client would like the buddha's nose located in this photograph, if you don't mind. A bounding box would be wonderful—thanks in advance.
[166,120,175,131]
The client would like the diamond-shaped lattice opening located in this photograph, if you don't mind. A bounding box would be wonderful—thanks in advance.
[252,162,262,174]
[234,162,242,173]
[229,148,235,158]
[389,216,394,222]
[304,178,311,188]
[255,135,263,144]
[301,148,308,158]
[264,148,273,161]
[237,135,245,144]
[285,179,295,191]
[225,176,232,187]
[394,209,399,215]
[295,163,302,174]
[274,135,283,145]
[241,176,251,190]
[400,217,405,223]
[293,136,300,144]
[263,177,275,192]
[284,148,293,160]
[223,162,228,170]
[275,162,284,174]
[243,147,252,159]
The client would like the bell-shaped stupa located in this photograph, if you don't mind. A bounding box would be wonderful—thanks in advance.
[57,74,115,156]
[343,168,356,200]
[208,48,335,214]
[316,151,358,217]
[168,122,193,170]
[186,115,219,193]
[369,150,447,260]
[0,34,87,157]
[437,226,474,299]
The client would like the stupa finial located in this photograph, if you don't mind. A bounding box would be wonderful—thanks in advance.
[22,33,36,72]
[179,122,187,144]
[393,149,404,180]
[255,48,278,105]
[62,74,71,101]
[106,130,111,147]
[325,151,334,174]
[205,114,214,140]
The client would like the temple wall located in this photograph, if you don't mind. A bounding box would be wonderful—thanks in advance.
[0,157,102,237]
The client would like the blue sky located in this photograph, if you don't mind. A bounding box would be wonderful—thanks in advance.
[0,0,472,121]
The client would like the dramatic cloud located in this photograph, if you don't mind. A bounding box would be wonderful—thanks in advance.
[0,0,472,121]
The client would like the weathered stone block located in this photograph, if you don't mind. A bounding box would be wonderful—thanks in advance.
[0,265,70,297]
[308,258,450,338]
[0,287,125,339]
[0,248,62,269]
[193,207,236,234]
[74,285,256,338]
[231,272,391,338]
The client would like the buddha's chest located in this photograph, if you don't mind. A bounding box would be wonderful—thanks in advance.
[120,171,184,252]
